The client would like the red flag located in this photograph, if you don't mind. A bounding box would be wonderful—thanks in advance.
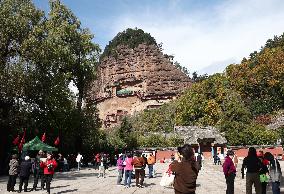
[54,136,60,146]
[12,135,20,145]
[18,129,26,152]
[41,133,46,142]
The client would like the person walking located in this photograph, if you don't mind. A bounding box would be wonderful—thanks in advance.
[18,156,32,193]
[241,147,262,194]
[7,154,19,192]
[223,150,236,194]
[196,153,203,170]
[124,153,133,188]
[95,153,100,170]
[76,152,83,171]
[133,152,146,188]
[116,154,124,185]
[32,150,45,191]
[171,144,199,194]
[147,153,156,178]
[40,153,57,194]
[98,154,107,178]
[63,157,69,172]
[264,152,282,194]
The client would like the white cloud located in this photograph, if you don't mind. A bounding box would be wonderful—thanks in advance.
[109,0,284,75]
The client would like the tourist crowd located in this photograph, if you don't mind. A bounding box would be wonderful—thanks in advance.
[223,147,282,194]
[7,150,63,193]
[5,146,283,194]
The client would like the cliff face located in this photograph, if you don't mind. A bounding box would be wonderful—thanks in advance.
[88,43,191,127]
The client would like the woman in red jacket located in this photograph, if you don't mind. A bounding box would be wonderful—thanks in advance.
[40,153,57,194]
[223,150,236,194]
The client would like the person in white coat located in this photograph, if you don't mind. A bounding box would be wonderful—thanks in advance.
[76,153,83,171]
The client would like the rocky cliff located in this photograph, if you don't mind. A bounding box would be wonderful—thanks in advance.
[88,43,191,127]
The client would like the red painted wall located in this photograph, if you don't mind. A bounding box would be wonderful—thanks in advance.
[156,146,284,160]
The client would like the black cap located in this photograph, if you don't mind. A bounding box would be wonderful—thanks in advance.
[227,150,234,156]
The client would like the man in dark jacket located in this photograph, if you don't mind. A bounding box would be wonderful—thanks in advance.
[19,156,32,192]
[241,147,262,194]
[223,150,236,194]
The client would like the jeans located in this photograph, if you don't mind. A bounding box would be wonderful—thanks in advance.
[98,166,105,177]
[117,169,124,184]
[246,173,262,194]
[272,181,280,194]
[225,173,235,194]
[135,169,145,186]
[45,174,53,194]
[7,175,17,191]
[261,182,267,194]
[63,164,69,172]
[148,165,154,178]
[33,169,44,189]
[77,162,80,171]
[94,161,99,170]
[124,170,132,187]
[19,176,29,192]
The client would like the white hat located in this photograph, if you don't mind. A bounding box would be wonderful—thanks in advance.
[119,153,123,157]
[25,156,30,161]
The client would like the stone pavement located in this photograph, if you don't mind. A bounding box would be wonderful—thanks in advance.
[1,160,284,194]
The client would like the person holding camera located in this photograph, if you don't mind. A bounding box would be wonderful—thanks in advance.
[171,144,199,194]
[40,153,57,194]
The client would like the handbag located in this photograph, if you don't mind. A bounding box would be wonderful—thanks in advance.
[160,166,175,187]
[260,174,269,183]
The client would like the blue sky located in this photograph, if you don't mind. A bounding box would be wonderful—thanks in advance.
[33,0,284,75]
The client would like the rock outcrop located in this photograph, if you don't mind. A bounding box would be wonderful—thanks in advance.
[88,43,192,128]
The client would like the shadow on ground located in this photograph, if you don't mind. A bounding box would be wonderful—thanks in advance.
[57,189,78,193]
[55,172,100,180]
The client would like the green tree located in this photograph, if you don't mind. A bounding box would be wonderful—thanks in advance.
[20,0,101,152]
[0,0,44,173]
[101,28,157,59]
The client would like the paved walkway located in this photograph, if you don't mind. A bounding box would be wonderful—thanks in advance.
[1,160,284,194]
